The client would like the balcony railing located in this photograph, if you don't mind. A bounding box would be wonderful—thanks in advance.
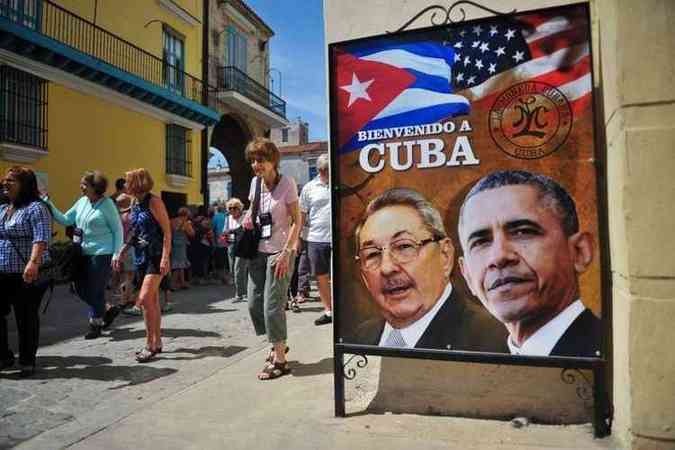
[216,65,286,118]
[0,0,208,106]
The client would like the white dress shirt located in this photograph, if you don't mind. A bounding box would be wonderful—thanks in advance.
[378,283,453,348]
[507,299,585,356]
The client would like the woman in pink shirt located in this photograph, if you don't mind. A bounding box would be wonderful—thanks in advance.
[242,138,300,380]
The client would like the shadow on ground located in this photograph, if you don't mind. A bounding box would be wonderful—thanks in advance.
[0,355,176,387]
[167,345,247,361]
[288,357,333,377]
[106,326,222,344]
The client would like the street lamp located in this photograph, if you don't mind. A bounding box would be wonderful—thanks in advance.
[267,67,282,97]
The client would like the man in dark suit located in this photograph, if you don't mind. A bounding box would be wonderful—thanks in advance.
[457,170,602,358]
[353,188,506,352]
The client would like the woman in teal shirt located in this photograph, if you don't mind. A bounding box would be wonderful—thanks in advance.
[47,171,123,339]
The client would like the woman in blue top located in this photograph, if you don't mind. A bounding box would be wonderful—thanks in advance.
[116,168,171,363]
[47,171,123,340]
[0,166,52,378]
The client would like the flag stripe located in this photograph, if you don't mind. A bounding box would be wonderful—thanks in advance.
[374,88,469,120]
[524,16,587,43]
[558,72,592,102]
[528,26,589,59]
[351,41,455,62]
[407,68,454,93]
[361,49,452,81]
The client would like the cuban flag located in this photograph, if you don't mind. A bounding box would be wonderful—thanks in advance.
[336,41,470,153]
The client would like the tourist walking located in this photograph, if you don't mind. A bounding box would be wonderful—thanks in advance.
[243,138,300,381]
[170,207,194,290]
[46,171,123,339]
[299,154,333,325]
[0,167,52,377]
[223,197,248,301]
[116,168,171,363]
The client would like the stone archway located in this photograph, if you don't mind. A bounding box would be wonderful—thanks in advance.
[209,114,253,207]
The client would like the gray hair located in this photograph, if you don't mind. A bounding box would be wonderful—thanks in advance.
[458,170,579,239]
[355,188,447,251]
[317,153,329,170]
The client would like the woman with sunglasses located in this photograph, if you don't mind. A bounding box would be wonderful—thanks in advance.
[45,171,123,339]
[223,197,248,301]
[0,167,52,377]
[243,138,301,381]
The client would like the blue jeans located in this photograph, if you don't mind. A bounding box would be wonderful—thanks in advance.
[75,255,112,320]
[247,252,294,343]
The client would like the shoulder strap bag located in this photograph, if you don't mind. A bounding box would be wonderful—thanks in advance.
[233,177,262,259]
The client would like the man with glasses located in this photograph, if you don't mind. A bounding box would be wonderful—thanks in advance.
[353,188,506,351]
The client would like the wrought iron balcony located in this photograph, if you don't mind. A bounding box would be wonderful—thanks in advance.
[0,0,220,126]
[216,65,286,120]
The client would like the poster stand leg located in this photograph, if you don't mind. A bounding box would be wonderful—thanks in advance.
[334,348,345,417]
[593,364,612,438]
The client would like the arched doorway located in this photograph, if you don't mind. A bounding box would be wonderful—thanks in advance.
[209,114,253,207]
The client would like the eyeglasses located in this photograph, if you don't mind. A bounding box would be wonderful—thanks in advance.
[227,207,240,211]
[356,236,442,271]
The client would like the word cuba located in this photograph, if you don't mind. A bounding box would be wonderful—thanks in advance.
[357,119,480,173]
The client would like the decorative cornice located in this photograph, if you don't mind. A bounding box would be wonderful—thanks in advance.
[166,173,192,187]
[158,0,201,27]
[0,50,206,131]
[0,142,48,163]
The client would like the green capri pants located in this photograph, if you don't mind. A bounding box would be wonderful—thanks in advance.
[247,251,294,343]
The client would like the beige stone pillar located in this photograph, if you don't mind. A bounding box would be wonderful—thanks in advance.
[597,0,675,448]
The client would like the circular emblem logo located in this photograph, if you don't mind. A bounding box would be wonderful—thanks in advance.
[489,81,572,160]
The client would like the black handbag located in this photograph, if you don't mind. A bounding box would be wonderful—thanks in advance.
[234,176,262,259]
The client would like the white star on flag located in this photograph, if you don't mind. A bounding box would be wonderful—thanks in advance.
[454,53,462,62]
[340,73,374,107]
[495,46,506,57]
[512,50,525,63]
[479,42,490,53]
[489,25,498,36]
[456,72,464,82]
[475,59,484,70]
[454,41,463,48]
[505,29,516,41]
[488,63,496,74]
[472,25,482,35]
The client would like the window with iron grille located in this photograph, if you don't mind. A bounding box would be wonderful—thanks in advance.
[0,0,42,30]
[166,124,192,177]
[163,26,185,94]
[281,127,289,143]
[225,26,247,73]
[0,65,48,150]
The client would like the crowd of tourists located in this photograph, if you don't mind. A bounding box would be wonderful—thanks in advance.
[0,139,332,381]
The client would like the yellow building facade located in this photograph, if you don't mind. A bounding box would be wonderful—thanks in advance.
[0,0,220,234]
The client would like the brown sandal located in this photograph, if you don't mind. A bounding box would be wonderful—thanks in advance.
[265,345,289,363]
[257,361,291,380]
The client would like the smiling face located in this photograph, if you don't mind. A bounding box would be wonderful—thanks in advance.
[358,205,454,329]
[458,185,592,332]
[80,177,97,200]
[250,156,276,179]
[2,173,20,202]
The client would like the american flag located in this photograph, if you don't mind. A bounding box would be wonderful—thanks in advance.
[448,6,591,116]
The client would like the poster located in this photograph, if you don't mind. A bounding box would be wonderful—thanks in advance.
[331,4,603,359]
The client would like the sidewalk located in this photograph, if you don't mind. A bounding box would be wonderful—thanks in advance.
[14,290,618,450]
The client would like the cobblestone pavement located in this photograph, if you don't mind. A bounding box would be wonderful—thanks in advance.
[0,282,324,449]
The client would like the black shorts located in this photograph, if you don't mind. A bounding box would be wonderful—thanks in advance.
[136,253,170,291]
[307,242,331,276]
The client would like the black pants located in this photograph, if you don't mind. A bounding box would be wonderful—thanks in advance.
[0,273,47,367]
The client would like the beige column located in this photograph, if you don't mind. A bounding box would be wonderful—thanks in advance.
[598,0,675,448]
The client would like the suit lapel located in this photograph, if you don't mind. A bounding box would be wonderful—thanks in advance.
[416,292,464,349]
